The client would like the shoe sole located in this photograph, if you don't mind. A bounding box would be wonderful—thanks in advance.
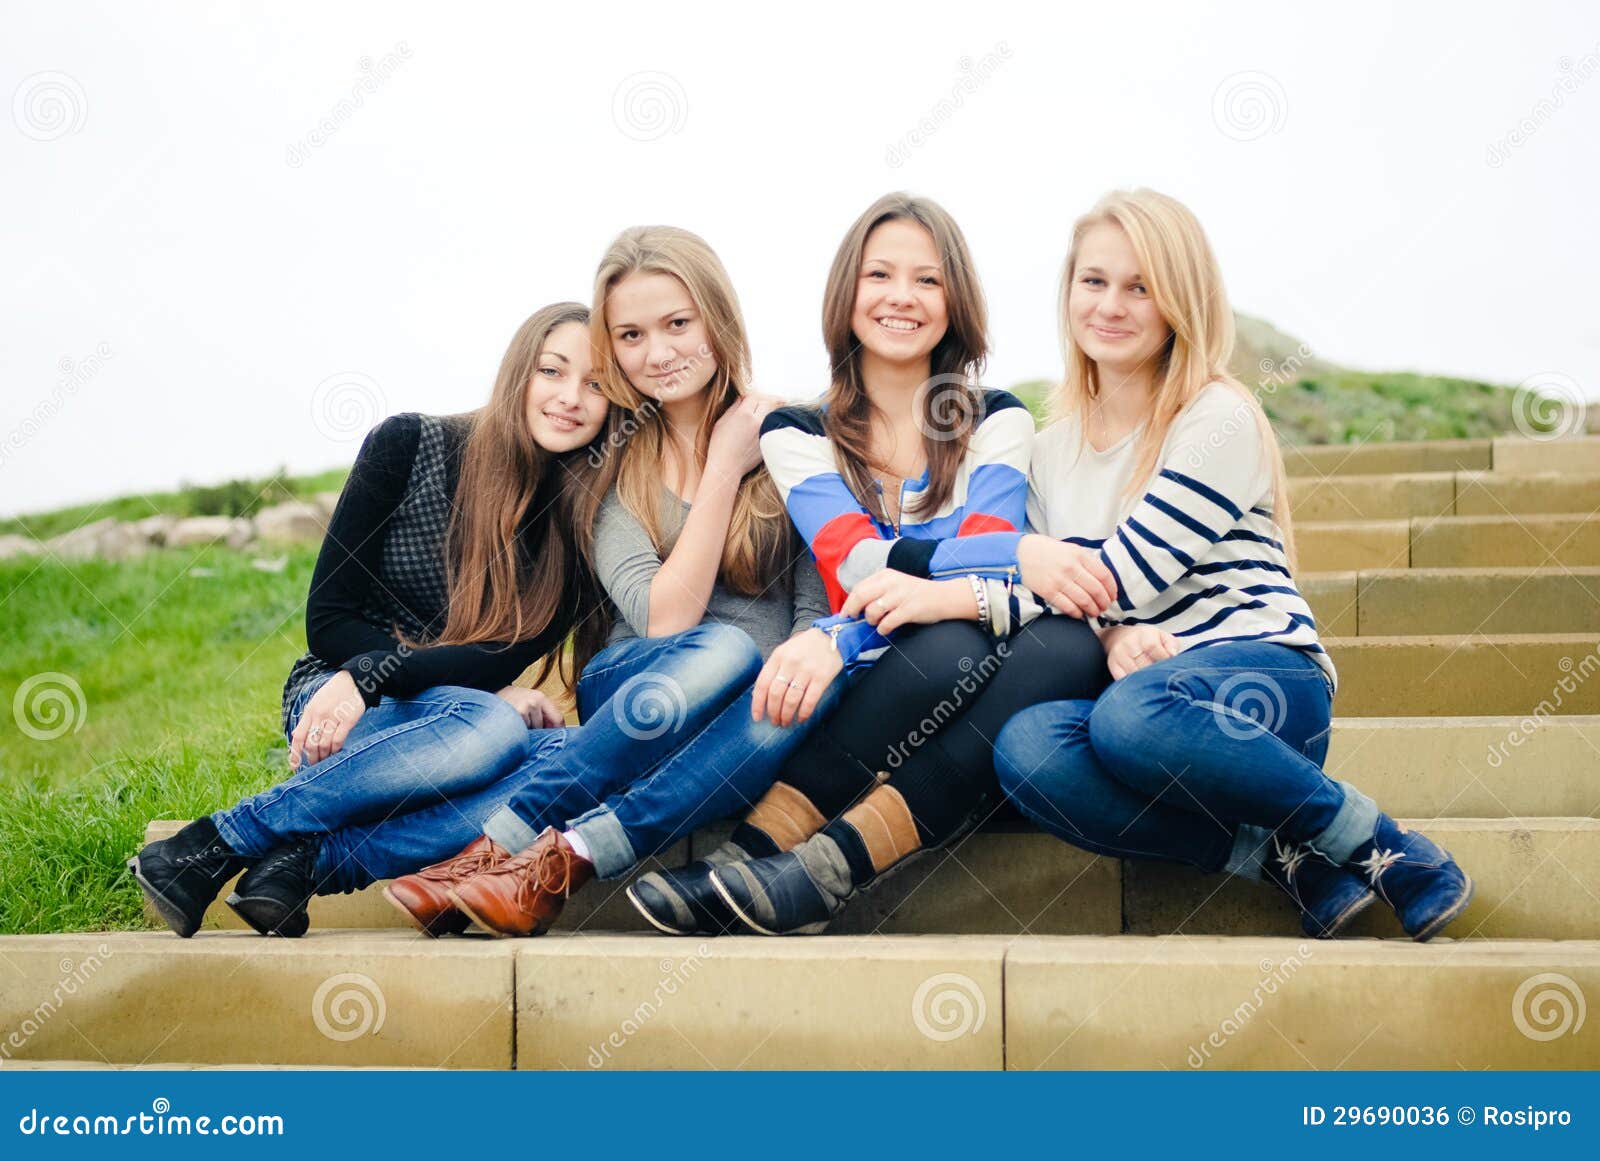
[225,892,309,938]
[707,868,829,937]
[126,856,200,939]
[1411,874,1475,942]
[624,883,696,936]
[446,890,544,939]
[1314,887,1377,939]
[379,886,470,939]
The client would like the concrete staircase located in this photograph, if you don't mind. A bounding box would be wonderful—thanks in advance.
[3,436,1597,1070]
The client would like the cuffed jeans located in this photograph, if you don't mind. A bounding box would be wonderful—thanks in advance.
[994,640,1378,879]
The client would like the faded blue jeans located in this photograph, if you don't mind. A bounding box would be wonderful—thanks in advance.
[994,640,1377,878]
[311,623,844,891]
[213,679,534,859]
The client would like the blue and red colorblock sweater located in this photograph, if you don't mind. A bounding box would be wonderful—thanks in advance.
[757,388,1034,666]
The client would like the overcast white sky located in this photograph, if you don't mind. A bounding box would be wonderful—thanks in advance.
[3,0,1597,520]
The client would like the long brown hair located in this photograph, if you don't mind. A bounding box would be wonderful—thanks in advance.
[589,225,789,608]
[1054,188,1297,567]
[432,302,617,692]
[820,192,990,521]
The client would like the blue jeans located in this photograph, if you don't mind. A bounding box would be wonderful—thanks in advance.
[994,641,1377,879]
[313,623,842,889]
[213,678,533,859]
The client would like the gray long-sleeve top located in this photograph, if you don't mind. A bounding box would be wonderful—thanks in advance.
[592,485,831,659]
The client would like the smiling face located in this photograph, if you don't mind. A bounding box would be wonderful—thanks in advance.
[850,217,949,370]
[524,320,609,453]
[1068,222,1172,378]
[605,271,719,407]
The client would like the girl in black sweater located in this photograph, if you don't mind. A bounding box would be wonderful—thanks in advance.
[129,302,617,937]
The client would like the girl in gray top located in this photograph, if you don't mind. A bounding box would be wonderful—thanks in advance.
[384,225,849,938]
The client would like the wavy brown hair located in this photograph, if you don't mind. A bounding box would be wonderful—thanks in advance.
[430,302,619,693]
[819,192,989,522]
[589,226,789,612]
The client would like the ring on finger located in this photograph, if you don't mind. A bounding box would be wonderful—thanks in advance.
[772,675,791,687]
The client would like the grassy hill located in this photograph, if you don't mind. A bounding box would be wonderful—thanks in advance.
[1012,312,1572,444]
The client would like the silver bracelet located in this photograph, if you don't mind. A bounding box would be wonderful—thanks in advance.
[967,574,990,632]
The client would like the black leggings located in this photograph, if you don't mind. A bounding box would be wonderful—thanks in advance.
[776,615,1112,846]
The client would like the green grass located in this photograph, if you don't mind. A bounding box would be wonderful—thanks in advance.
[0,545,317,933]
[1009,371,1545,445]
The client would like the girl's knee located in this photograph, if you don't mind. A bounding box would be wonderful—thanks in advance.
[441,687,531,757]
[995,703,1073,798]
[1087,671,1167,758]
[680,622,762,685]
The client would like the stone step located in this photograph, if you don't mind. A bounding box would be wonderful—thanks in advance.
[6,930,1590,1069]
[0,930,516,1068]
[1005,935,1600,1070]
[1301,567,1600,636]
[1492,435,1600,475]
[1288,471,1600,522]
[1323,634,1600,716]
[142,813,1600,942]
[1125,817,1600,941]
[1296,515,1600,571]
[1280,436,1600,478]
[1283,439,1492,477]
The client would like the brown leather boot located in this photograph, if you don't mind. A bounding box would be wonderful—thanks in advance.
[447,826,594,937]
[382,834,510,937]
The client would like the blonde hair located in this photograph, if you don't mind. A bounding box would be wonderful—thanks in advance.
[820,192,989,521]
[1054,188,1296,566]
[589,225,789,602]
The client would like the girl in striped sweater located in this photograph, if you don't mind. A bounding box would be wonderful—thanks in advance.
[994,189,1473,941]
[629,193,1112,937]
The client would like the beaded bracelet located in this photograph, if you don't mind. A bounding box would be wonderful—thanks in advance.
[967,574,991,633]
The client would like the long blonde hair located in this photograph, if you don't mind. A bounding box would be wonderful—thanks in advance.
[1054,188,1297,565]
[433,302,618,693]
[589,225,789,604]
[821,192,989,522]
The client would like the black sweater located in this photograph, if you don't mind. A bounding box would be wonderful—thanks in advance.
[279,411,577,732]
